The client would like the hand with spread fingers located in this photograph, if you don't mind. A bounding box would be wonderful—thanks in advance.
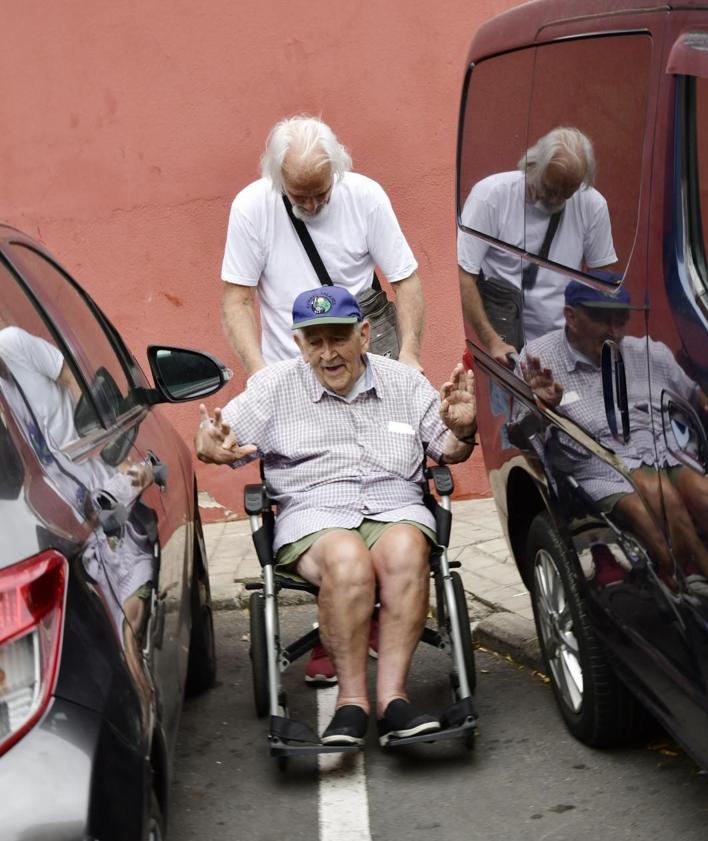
[195,403,258,465]
[439,363,477,443]
[521,353,564,408]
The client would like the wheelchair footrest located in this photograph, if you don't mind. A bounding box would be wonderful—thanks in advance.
[381,697,478,749]
[268,715,361,757]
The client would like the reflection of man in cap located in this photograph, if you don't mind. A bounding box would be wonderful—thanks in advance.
[195,286,477,747]
[521,280,708,585]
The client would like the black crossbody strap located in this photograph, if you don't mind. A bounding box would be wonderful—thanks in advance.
[282,194,333,286]
[539,209,562,260]
[282,193,382,291]
[522,209,563,291]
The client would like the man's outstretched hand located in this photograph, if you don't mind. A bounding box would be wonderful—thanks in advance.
[440,363,476,441]
[195,404,257,465]
[521,353,564,408]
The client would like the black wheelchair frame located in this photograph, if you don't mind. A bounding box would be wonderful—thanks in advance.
[243,463,478,759]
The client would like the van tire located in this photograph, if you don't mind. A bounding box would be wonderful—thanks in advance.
[526,511,646,747]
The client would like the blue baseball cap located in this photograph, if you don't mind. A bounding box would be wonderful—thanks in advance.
[564,278,633,310]
[291,286,362,330]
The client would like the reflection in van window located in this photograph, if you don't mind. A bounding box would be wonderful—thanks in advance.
[693,76,708,299]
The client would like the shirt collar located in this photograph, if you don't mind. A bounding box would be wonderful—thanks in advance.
[562,328,600,373]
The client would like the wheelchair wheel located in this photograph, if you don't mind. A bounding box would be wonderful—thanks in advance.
[449,571,476,695]
[249,592,269,718]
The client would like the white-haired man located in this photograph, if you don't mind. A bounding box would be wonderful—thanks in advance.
[458,126,618,365]
[220,114,425,683]
[221,114,425,375]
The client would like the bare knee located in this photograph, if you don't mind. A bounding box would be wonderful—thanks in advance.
[300,531,375,591]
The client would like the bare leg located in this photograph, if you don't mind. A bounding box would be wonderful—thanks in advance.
[296,530,376,712]
[369,524,430,717]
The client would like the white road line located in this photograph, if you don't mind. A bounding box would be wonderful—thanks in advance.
[317,686,373,841]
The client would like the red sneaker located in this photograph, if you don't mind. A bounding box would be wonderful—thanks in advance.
[305,644,337,684]
[591,544,626,588]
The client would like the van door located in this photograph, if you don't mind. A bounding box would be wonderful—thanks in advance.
[650,51,708,748]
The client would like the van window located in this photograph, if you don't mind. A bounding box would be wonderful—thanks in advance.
[691,75,708,304]
[525,34,652,278]
[457,47,534,249]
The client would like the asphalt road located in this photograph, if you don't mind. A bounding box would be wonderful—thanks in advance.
[169,607,708,841]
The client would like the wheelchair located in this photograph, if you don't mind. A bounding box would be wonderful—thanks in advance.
[243,462,478,759]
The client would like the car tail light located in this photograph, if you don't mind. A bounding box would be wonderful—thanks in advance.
[0,549,67,755]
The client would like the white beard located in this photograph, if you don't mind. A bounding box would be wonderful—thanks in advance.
[292,201,331,222]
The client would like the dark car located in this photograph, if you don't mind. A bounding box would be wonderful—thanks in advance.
[457,1,708,768]
[0,224,229,839]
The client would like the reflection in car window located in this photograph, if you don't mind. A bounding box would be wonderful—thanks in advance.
[691,76,708,301]
[5,244,133,426]
[0,259,102,447]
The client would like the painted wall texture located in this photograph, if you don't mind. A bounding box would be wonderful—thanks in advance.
[1,0,520,519]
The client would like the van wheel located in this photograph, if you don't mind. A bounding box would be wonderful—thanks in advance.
[526,511,645,746]
[186,511,216,696]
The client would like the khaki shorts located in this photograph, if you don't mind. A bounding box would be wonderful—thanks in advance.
[275,519,438,582]
[598,464,684,513]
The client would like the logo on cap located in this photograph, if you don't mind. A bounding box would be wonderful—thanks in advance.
[307,294,334,315]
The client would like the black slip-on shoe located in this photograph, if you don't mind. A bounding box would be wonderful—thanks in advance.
[377,699,441,746]
[321,705,369,746]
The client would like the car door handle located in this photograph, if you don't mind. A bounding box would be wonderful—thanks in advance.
[145,450,168,490]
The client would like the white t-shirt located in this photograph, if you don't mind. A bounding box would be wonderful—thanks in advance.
[221,172,417,363]
[457,170,617,342]
[0,326,78,450]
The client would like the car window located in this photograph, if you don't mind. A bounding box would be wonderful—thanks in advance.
[525,34,652,279]
[5,243,133,427]
[0,258,102,448]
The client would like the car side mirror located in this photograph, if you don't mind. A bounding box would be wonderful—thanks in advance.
[146,346,232,404]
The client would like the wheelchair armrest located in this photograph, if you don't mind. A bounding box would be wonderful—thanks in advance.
[244,483,271,515]
[424,465,454,497]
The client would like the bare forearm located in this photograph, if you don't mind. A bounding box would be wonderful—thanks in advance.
[458,267,497,348]
[393,271,424,357]
[221,283,266,376]
[440,429,476,464]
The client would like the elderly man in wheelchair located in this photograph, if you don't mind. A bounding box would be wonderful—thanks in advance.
[196,285,478,754]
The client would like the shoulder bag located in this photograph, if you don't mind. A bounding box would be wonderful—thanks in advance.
[476,209,562,352]
[282,195,401,359]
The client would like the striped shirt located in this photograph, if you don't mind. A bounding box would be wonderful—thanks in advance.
[221,354,450,552]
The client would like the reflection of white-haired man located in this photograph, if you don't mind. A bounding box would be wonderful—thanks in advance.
[221,114,425,375]
[458,126,618,365]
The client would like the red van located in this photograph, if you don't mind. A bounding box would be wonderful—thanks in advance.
[457,0,708,768]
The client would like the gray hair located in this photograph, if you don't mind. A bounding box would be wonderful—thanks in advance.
[261,115,352,190]
[519,127,596,192]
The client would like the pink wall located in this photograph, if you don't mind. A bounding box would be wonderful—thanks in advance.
[1,0,520,520]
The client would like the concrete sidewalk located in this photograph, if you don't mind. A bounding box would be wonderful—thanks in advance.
[203,497,542,670]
